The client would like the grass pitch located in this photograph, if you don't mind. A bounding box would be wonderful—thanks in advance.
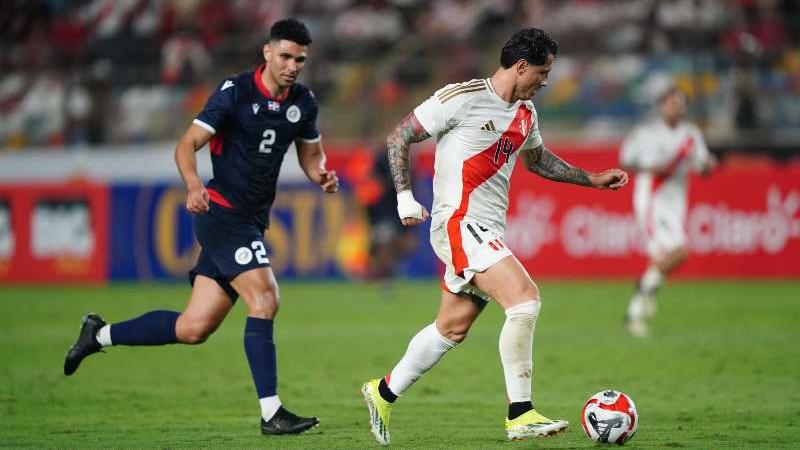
[1,279,798,448]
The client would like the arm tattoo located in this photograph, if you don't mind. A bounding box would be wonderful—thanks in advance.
[524,145,592,186]
[387,113,431,192]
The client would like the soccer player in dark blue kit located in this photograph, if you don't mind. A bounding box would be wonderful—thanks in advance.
[63,19,338,435]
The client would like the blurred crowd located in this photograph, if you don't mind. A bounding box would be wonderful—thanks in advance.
[1,0,799,150]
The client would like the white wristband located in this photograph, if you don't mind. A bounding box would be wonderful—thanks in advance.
[397,190,423,220]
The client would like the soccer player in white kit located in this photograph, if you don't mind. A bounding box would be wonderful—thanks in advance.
[620,86,715,337]
[360,28,629,445]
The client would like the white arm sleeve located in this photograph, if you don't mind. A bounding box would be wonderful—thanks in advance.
[413,95,447,136]
[413,81,483,137]
[619,128,641,168]
[521,106,543,150]
[690,126,711,172]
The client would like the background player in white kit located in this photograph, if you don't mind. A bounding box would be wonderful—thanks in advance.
[620,85,716,337]
[360,28,628,445]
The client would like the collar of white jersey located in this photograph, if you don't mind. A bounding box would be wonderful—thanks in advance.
[485,78,524,108]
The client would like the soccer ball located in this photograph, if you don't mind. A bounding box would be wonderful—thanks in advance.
[581,390,638,445]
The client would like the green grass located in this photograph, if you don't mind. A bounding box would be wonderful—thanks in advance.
[1,279,799,448]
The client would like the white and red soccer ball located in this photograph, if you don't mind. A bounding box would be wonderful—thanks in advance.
[581,390,638,445]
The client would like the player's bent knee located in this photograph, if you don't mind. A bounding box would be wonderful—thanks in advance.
[526,286,541,302]
[177,321,217,345]
[245,289,280,319]
[504,288,540,308]
[182,333,208,345]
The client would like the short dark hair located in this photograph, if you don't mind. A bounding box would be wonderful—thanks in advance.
[500,28,558,69]
[270,18,312,45]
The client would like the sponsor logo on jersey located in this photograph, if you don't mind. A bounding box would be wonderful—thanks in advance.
[286,105,301,123]
[267,101,280,111]
[252,103,260,114]
[221,80,234,91]
[235,247,253,265]
[520,118,528,136]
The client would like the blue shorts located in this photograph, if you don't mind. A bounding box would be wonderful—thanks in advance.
[189,203,270,302]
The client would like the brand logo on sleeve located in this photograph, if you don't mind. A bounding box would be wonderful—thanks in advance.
[221,80,234,91]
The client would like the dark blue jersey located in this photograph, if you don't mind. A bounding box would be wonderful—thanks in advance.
[194,64,320,230]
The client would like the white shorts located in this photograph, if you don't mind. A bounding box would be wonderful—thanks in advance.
[643,208,686,260]
[430,219,513,296]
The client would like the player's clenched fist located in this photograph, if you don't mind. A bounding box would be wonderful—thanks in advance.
[186,185,210,214]
[396,190,429,226]
[318,169,339,193]
[589,169,629,190]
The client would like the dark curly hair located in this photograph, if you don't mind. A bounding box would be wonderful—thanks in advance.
[270,18,312,45]
[500,28,558,69]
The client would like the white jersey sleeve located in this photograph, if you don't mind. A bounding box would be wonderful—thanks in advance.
[413,95,448,136]
[619,127,643,169]
[520,105,543,150]
[688,124,711,172]
[413,82,483,136]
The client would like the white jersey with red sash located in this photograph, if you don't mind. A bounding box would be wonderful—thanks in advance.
[619,118,711,258]
[413,78,542,293]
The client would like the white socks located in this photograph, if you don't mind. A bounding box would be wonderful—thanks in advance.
[628,266,662,322]
[640,266,663,295]
[499,300,541,403]
[260,395,282,421]
[627,292,647,321]
[385,301,540,404]
[96,324,113,347]
[387,323,457,396]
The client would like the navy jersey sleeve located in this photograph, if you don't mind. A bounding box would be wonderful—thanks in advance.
[298,90,321,141]
[194,79,236,134]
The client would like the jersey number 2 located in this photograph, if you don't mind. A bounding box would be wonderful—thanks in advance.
[251,241,269,264]
[259,129,276,154]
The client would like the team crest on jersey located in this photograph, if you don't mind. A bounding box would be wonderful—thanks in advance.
[252,103,260,114]
[286,105,301,123]
[267,100,280,111]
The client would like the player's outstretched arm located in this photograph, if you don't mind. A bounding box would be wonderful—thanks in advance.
[521,144,628,190]
[699,153,718,177]
[387,112,431,226]
[296,139,339,193]
[175,123,214,213]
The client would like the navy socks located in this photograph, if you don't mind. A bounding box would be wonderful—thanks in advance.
[110,310,179,346]
[244,317,277,398]
[109,312,277,399]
